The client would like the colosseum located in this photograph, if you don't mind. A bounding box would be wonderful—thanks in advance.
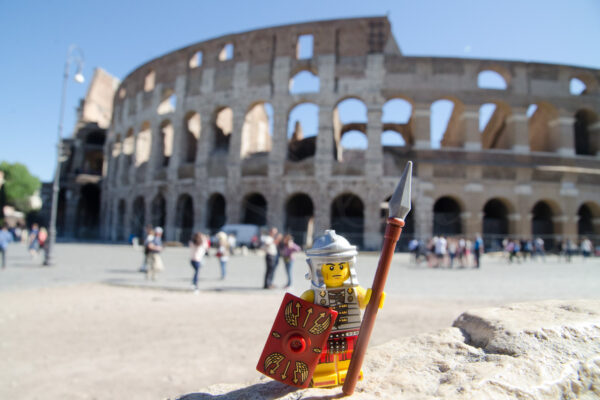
[100,16,600,250]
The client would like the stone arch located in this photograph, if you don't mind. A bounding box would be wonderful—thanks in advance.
[157,119,173,168]
[574,108,598,156]
[151,193,166,236]
[289,69,320,94]
[117,199,126,241]
[433,196,463,236]
[144,69,155,92]
[330,193,365,247]
[157,88,176,115]
[212,106,233,153]
[476,65,511,89]
[75,184,101,239]
[479,101,512,149]
[241,192,267,226]
[477,69,508,90]
[528,102,559,152]
[241,101,273,159]
[531,200,562,250]
[570,72,597,95]
[189,50,203,68]
[382,97,413,146]
[333,97,368,161]
[130,196,145,240]
[111,134,122,183]
[182,111,200,164]
[207,193,226,233]
[431,97,465,148]
[175,193,194,243]
[284,193,314,246]
[482,197,513,250]
[287,102,319,162]
[577,202,600,241]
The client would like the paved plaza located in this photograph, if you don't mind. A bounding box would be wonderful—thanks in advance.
[0,242,598,399]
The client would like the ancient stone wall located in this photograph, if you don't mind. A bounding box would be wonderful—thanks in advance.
[100,16,600,249]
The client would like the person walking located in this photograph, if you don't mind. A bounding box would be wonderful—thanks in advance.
[280,234,301,289]
[146,227,164,281]
[216,231,229,280]
[261,227,279,289]
[189,232,208,292]
[139,224,153,273]
[473,235,483,268]
[0,224,13,269]
[581,237,592,259]
[28,223,40,259]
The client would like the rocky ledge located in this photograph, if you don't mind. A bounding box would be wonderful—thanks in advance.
[179,299,600,399]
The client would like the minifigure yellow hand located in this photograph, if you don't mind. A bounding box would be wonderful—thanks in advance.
[365,289,385,309]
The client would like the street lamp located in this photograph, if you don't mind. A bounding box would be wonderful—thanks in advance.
[44,45,85,266]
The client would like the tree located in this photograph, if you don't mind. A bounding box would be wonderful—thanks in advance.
[0,162,40,212]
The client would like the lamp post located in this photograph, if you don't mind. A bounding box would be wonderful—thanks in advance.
[44,45,85,266]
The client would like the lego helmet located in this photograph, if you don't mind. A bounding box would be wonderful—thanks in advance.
[305,230,358,288]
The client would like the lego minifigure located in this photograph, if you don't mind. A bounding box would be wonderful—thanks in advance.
[300,230,384,388]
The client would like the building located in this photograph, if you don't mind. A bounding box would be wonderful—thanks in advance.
[100,16,599,250]
[41,68,119,239]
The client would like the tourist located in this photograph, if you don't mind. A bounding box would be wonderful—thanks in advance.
[434,236,447,268]
[28,223,40,259]
[215,231,229,280]
[408,238,420,264]
[261,227,279,288]
[473,235,483,268]
[0,224,13,269]
[146,227,164,281]
[139,224,153,273]
[457,238,467,268]
[280,234,301,289]
[534,237,545,261]
[581,237,592,259]
[447,238,457,268]
[189,232,208,292]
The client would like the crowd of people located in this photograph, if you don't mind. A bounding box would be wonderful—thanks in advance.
[501,237,595,263]
[0,222,50,267]
[408,235,484,268]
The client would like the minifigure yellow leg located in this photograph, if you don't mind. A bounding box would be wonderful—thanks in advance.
[311,356,339,388]
[338,359,363,385]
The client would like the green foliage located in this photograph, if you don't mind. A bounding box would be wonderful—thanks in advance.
[0,161,41,212]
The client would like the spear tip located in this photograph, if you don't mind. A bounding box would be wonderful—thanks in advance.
[388,161,412,220]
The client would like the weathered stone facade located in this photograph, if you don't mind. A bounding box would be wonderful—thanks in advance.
[101,16,600,249]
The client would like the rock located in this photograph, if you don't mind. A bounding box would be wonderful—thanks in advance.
[178,300,600,399]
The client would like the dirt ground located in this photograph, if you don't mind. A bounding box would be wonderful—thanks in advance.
[0,284,500,400]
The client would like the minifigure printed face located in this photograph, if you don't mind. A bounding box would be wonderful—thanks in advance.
[320,262,350,287]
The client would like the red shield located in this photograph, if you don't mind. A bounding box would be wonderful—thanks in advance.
[256,292,338,388]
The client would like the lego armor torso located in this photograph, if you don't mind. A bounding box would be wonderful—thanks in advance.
[313,287,361,332]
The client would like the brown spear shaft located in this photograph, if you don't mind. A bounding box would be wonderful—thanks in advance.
[342,161,413,396]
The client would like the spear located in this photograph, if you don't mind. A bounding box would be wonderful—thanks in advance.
[342,161,413,396]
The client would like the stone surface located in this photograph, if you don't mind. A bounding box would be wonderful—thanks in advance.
[180,299,600,399]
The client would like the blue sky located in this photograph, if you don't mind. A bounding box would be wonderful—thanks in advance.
[1,0,599,182]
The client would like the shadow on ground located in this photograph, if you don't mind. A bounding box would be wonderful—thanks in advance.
[177,381,348,400]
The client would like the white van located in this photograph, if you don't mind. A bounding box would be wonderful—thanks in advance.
[211,224,263,248]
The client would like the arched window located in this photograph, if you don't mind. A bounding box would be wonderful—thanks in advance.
[189,51,203,68]
[175,194,194,243]
[158,120,173,167]
[570,77,587,95]
[285,193,314,246]
[130,196,145,240]
[219,43,234,61]
[207,193,226,233]
[331,193,364,247]
[213,107,233,153]
[157,89,176,115]
[242,193,267,226]
[430,100,455,149]
[183,112,200,164]
[135,122,151,167]
[528,102,558,152]
[483,198,510,250]
[479,102,511,149]
[382,98,412,146]
[289,70,320,94]
[287,103,319,161]
[478,70,507,90]
[144,69,155,92]
[574,109,598,156]
[334,98,367,160]
[241,102,273,158]
[433,196,462,236]
[296,34,314,59]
